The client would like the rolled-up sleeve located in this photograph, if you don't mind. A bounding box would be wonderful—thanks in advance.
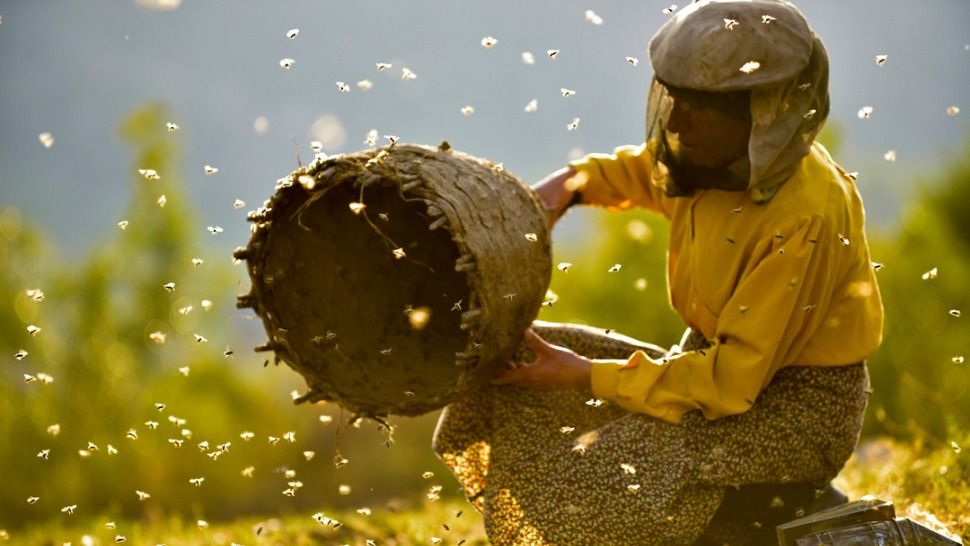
[567,142,668,216]
[589,215,836,423]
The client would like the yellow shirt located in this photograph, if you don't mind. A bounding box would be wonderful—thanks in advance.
[567,141,884,424]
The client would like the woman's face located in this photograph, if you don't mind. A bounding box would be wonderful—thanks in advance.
[665,88,752,169]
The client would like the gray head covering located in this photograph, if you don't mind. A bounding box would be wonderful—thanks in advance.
[645,0,830,203]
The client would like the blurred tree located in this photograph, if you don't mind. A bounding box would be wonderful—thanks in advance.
[0,104,462,529]
[539,208,683,347]
[865,137,970,441]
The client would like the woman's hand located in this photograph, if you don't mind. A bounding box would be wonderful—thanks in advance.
[491,329,592,390]
[531,166,580,229]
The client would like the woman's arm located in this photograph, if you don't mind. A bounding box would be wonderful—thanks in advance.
[491,328,592,389]
[531,166,581,228]
[566,142,668,217]
[589,215,836,423]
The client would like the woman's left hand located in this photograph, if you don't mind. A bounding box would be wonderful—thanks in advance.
[491,328,592,390]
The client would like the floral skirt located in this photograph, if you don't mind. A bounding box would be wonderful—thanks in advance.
[432,323,870,545]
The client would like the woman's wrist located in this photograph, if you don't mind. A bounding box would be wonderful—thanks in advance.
[533,166,580,224]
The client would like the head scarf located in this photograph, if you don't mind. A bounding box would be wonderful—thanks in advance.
[646,0,830,203]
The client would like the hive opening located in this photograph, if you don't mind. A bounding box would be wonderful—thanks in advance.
[261,177,472,411]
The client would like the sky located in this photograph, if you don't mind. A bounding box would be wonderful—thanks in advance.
[0,0,968,257]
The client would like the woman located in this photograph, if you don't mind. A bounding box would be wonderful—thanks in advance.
[434,1,884,544]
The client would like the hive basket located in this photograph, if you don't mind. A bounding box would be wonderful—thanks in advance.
[236,142,552,417]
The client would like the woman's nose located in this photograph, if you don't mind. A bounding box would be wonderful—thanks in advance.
[667,97,691,134]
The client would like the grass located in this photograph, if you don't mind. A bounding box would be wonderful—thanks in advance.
[4,437,967,545]
[3,501,488,546]
[836,437,969,540]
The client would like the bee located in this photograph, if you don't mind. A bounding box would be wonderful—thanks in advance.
[38,132,55,149]
[739,61,761,74]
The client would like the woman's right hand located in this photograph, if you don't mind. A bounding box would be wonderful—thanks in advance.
[531,166,580,229]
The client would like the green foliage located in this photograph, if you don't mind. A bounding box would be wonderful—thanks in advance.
[926,142,970,253]
[538,208,683,347]
[0,105,454,529]
[5,500,489,545]
[865,139,970,440]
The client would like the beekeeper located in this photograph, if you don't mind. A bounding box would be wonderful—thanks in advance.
[434,1,884,544]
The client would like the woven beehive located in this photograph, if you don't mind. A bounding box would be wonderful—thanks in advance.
[236,142,552,417]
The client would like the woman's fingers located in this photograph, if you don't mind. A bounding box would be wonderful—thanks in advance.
[522,328,551,355]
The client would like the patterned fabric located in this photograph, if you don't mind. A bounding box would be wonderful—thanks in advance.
[432,325,870,545]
